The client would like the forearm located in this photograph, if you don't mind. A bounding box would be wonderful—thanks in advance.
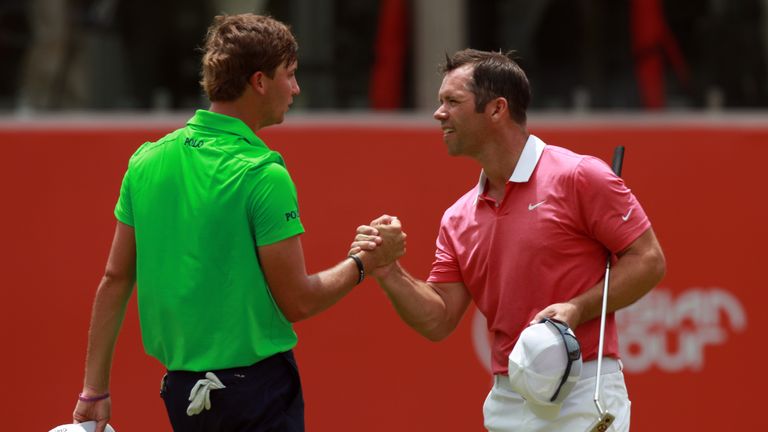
[293,256,363,321]
[571,247,666,326]
[266,225,406,322]
[82,276,134,394]
[376,263,454,341]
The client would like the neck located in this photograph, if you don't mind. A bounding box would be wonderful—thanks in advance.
[478,127,529,192]
[209,92,268,132]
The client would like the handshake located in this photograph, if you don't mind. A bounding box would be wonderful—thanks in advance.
[348,214,407,279]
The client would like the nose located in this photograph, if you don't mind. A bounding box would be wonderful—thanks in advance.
[433,105,447,121]
[292,78,301,96]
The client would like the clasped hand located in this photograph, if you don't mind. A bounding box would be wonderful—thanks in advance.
[349,214,406,277]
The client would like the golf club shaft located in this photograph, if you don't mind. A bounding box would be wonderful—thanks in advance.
[593,146,625,413]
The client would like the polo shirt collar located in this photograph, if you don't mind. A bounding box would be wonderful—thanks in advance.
[476,134,546,196]
[187,109,268,148]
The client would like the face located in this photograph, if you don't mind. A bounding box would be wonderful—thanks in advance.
[433,65,487,157]
[262,61,301,126]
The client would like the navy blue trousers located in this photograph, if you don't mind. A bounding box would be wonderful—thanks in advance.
[160,350,304,432]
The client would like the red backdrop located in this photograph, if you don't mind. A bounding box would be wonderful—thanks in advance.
[2,117,765,431]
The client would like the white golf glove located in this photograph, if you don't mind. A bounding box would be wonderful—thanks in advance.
[186,372,226,416]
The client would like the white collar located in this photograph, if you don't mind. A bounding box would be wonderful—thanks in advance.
[476,134,546,198]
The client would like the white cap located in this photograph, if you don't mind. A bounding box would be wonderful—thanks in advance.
[507,319,582,414]
[48,421,116,432]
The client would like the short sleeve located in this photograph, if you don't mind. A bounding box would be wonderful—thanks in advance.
[574,156,651,253]
[248,163,305,246]
[114,166,134,226]
[427,213,463,283]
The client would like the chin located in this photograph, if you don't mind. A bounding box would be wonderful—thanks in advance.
[445,145,461,156]
[443,139,460,156]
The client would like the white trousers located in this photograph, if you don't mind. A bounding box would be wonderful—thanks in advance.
[483,359,631,432]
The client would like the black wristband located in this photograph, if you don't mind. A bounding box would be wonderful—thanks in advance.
[347,254,365,285]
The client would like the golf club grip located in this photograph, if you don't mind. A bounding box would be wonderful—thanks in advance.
[611,146,625,177]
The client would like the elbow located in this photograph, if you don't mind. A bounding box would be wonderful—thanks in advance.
[423,331,450,342]
[285,311,312,323]
[99,270,135,293]
[280,296,317,323]
[410,305,456,342]
[637,248,666,299]
[284,313,303,323]
[650,248,667,286]
[418,321,453,342]
[281,304,313,323]
[281,308,300,323]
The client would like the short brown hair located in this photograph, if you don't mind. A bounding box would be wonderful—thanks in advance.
[200,14,298,102]
[442,49,530,125]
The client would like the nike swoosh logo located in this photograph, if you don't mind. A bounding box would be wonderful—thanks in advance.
[528,200,546,211]
[621,208,633,221]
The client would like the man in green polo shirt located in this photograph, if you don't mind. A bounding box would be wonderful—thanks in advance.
[71,14,404,432]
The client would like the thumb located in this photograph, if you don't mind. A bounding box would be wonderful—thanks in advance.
[371,214,397,226]
[388,217,401,229]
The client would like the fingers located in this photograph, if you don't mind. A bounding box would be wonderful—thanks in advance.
[350,242,377,252]
[73,404,90,424]
[356,224,379,236]
[529,303,579,328]
[350,241,378,252]
[370,214,398,226]
[530,306,556,325]
[351,216,406,270]
[388,217,401,228]
[376,222,404,239]
[351,231,382,251]
[529,314,546,325]
[72,397,111,431]
[352,223,382,256]
[355,233,382,244]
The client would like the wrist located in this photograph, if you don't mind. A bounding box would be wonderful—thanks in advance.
[373,260,401,280]
[347,254,365,285]
[564,300,584,328]
[82,383,109,395]
[78,391,110,402]
[355,251,377,274]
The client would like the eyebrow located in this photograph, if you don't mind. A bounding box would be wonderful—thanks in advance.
[440,91,464,100]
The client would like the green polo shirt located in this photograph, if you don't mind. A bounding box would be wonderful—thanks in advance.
[115,110,304,371]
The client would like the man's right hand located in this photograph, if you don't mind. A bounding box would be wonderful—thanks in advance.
[350,214,406,277]
[73,397,111,432]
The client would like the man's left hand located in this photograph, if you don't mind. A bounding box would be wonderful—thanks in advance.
[530,302,581,329]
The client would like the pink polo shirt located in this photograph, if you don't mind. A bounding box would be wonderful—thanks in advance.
[427,135,651,374]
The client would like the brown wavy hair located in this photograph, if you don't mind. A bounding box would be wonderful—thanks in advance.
[200,14,298,102]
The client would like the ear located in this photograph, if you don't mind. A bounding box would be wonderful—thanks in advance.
[488,97,508,121]
[248,71,268,95]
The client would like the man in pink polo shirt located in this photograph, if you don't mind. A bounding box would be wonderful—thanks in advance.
[354,49,666,431]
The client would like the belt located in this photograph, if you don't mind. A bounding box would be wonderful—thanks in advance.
[581,357,622,378]
[495,357,622,390]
